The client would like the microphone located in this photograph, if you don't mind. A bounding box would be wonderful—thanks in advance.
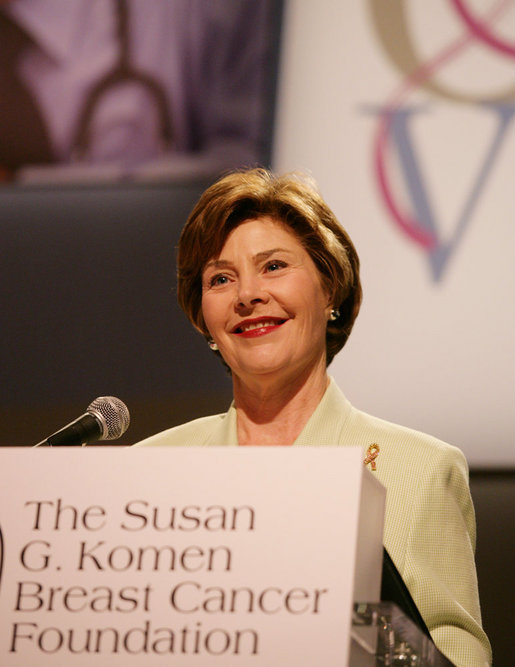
[34,396,130,447]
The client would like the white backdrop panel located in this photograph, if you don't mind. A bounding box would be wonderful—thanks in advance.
[273,0,515,467]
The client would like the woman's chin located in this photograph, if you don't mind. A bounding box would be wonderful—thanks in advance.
[233,355,293,380]
[234,353,323,386]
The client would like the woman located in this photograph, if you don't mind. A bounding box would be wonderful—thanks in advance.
[137,168,491,666]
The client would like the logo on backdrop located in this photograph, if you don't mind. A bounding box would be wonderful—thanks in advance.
[368,0,515,281]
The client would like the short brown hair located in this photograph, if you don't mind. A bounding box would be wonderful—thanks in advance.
[177,168,362,365]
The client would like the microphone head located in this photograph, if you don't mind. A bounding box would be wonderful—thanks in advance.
[88,396,130,440]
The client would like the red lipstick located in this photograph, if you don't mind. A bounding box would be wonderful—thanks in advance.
[232,317,286,338]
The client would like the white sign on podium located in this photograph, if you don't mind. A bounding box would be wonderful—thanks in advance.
[0,447,385,666]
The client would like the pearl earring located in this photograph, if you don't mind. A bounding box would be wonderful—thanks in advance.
[329,308,340,321]
[208,340,219,351]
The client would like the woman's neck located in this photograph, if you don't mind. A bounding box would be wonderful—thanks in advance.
[232,364,330,446]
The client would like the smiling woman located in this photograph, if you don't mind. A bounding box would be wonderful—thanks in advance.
[200,218,332,402]
[135,168,492,666]
[177,168,361,373]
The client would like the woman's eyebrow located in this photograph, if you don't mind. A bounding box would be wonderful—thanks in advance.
[204,258,233,271]
[205,248,292,271]
[254,248,291,262]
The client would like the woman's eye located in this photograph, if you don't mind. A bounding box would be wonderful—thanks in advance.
[210,274,229,287]
[265,260,286,272]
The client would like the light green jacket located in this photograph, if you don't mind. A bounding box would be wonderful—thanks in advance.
[136,378,491,666]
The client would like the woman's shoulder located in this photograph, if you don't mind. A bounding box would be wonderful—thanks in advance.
[345,401,469,479]
[306,379,466,470]
[133,413,226,447]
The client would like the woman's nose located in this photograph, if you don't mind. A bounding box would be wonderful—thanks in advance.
[236,274,269,310]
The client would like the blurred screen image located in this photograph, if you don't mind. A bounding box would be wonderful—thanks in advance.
[0,0,283,184]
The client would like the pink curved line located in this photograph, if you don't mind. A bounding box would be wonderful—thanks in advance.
[373,0,511,249]
[451,0,515,57]
[373,34,473,250]
[374,116,437,249]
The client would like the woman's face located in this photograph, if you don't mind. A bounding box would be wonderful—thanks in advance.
[201,217,332,384]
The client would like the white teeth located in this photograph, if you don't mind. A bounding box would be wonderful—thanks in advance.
[240,320,279,332]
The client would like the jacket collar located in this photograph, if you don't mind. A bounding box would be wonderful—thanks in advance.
[204,377,352,447]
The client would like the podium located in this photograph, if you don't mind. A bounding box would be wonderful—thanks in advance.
[351,603,455,666]
[0,446,386,665]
